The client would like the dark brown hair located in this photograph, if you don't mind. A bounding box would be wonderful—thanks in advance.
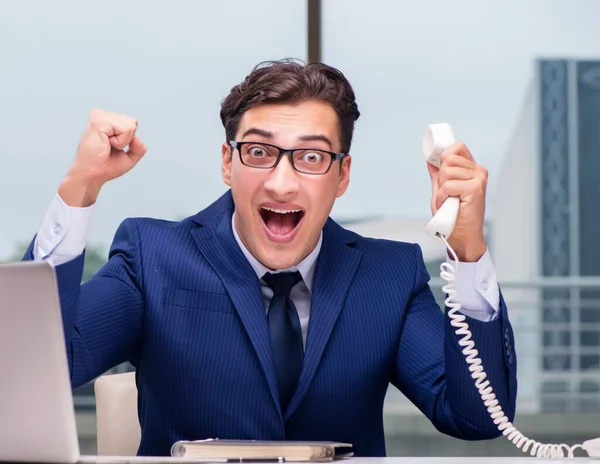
[220,58,360,153]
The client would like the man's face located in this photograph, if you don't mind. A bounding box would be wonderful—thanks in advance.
[221,99,351,270]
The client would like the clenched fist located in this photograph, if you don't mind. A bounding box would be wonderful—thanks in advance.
[59,110,147,207]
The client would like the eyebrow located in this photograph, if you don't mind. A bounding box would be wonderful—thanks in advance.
[241,128,334,150]
[298,134,333,150]
[241,128,274,139]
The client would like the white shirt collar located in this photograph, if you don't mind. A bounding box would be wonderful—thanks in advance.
[231,212,322,293]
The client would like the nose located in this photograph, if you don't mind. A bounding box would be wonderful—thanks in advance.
[263,154,300,199]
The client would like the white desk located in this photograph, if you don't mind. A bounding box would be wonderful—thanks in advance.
[74,456,598,464]
[345,458,597,463]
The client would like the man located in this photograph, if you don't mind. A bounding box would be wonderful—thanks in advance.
[24,60,516,457]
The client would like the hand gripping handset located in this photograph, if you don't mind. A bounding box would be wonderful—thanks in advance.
[423,123,600,460]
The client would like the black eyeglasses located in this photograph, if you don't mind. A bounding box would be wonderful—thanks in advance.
[229,140,347,175]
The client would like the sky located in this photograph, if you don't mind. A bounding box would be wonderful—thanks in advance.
[2,0,600,259]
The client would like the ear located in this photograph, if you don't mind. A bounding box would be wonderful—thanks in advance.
[221,142,232,186]
[335,154,351,198]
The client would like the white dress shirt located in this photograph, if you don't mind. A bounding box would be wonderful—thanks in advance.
[33,194,501,348]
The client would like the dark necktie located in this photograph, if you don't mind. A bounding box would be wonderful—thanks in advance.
[262,271,303,412]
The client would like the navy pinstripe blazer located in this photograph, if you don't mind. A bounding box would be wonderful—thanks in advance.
[26,190,517,456]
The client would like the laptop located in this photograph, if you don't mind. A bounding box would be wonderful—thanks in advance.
[0,260,219,464]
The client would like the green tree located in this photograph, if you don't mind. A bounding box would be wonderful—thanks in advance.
[81,245,108,281]
[3,242,107,282]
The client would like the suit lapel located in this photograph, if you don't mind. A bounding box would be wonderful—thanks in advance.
[189,192,363,419]
[190,196,281,413]
[284,220,362,420]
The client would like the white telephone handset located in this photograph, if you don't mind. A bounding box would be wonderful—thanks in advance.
[422,123,600,460]
[423,123,461,239]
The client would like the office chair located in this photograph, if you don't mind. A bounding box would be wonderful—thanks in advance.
[94,371,141,456]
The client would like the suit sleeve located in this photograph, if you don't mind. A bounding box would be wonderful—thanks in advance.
[23,219,145,388]
[390,244,517,440]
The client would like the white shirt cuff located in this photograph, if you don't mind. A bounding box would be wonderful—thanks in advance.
[33,194,94,265]
[446,248,500,322]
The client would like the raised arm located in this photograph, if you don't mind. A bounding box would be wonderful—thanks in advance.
[391,244,517,440]
[22,109,148,387]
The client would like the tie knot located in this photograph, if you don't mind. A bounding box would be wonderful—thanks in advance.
[262,271,302,297]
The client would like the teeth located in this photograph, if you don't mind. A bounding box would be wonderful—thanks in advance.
[261,207,302,214]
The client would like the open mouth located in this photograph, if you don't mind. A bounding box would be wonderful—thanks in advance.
[259,206,305,241]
